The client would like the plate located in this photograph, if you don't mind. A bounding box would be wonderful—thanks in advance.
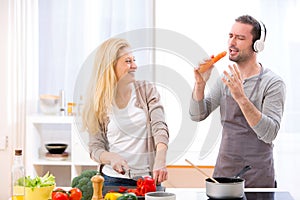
[45,152,69,161]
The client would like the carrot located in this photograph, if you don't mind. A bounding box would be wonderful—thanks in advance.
[198,51,227,73]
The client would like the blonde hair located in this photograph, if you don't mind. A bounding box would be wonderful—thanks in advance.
[82,38,130,134]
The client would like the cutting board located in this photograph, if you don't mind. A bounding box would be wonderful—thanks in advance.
[102,185,165,200]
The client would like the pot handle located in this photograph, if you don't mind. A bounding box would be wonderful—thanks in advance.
[234,165,252,178]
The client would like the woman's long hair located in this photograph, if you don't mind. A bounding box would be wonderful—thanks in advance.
[82,38,130,134]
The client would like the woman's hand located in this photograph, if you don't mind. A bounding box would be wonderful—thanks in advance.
[110,152,129,174]
[152,166,168,184]
[152,143,168,184]
[100,152,129,175]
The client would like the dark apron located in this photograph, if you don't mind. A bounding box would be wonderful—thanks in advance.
[214,67,275,188]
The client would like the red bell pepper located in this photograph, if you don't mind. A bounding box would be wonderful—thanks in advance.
[135,176,156,196]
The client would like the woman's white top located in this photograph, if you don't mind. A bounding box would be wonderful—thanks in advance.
[102,85,150,179]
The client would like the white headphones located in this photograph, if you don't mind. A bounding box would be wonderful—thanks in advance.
[253,20,266,52]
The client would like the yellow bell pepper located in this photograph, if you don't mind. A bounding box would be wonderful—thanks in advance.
[104,192,123,200]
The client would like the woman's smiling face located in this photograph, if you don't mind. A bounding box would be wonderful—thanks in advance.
[115,48,137,82]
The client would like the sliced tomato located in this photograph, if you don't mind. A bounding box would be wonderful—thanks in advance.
[136,178,144,187]
[118,186,128,193]
[126,188,138,196]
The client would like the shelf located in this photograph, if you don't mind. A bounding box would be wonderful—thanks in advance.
[33,160,72,166]
[73,162,98,166]
[28,114,74,124]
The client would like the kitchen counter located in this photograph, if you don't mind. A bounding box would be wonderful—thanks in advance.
[31,187,294,200]
[7,186,294,200]
[165,188,295,200]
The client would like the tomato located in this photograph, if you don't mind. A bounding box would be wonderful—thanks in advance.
[52,188,67,200]
[69,187,82,200]
[52,191,69,200]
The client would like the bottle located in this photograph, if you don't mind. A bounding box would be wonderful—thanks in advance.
[67,102,76,116]
[12,149,25,200]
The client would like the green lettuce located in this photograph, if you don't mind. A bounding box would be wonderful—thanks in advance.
[18,171,55,188]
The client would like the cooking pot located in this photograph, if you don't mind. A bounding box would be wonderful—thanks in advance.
[206,166,251,199]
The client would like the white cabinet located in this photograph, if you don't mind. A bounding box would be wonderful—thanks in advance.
[25,114,98,186]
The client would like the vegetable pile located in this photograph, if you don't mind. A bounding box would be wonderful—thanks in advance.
[105,176,156,197]
[71,169,98,200]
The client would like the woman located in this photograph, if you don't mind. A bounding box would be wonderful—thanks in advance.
[82,38,169,186]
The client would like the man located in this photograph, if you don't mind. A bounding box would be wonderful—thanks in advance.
[189,15,286,188]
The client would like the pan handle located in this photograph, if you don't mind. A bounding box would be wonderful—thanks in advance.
[234,165,252,178]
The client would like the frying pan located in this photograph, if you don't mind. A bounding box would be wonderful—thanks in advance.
[206,166,252,199]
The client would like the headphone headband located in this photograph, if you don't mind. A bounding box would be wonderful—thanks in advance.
[258,21,266,42]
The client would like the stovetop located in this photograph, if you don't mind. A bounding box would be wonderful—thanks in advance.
[242,192,294,200]
[197,192,294,200]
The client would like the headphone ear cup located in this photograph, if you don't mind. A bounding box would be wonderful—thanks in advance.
[253,39,264,52]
